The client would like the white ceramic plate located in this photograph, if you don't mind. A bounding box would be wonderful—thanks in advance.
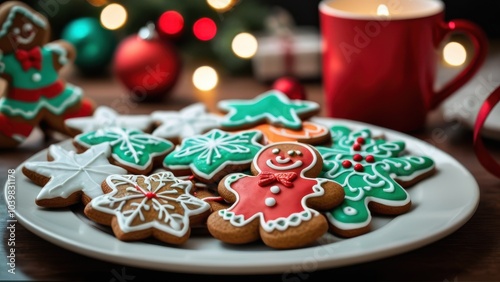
[6,118,479,274]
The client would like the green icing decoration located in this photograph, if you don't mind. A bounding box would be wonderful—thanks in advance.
[2,47,58,88]
[0,84,82,119]
[163,129,263,182]
[317,125,435,230]
[75,127,173,171]
[218,90,319,130]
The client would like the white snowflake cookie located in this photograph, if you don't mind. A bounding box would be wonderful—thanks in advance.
[22,143,127,208]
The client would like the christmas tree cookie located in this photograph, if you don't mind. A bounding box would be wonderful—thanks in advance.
[73,126,174,175]
[317,125,436,238]
[0,1,94,148]
[217,90,320,131]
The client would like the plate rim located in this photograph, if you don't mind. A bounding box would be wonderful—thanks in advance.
[6,117,480,274]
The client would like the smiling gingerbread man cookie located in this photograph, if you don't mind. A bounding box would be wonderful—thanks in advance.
[207,142,345,249]
[0,1,94,148]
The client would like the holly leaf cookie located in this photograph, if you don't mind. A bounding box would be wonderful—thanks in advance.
[317,125,436,238]
[64,106,153,136]
[163,129,263,184]
[22,143,127,208]
[217,90,320,130]
[151,103,222,144]
[84,172,211,245]
[73,126,174,175]
[207,142,345,249]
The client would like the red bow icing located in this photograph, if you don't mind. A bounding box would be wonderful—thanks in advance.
[259,171,298,187]
[15,47,42,71]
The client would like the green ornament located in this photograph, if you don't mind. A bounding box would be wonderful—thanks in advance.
[61,17,117,75]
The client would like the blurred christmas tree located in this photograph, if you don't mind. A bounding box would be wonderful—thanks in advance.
[23,0,272,75]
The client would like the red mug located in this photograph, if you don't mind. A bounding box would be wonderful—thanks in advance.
[319,0,488,132]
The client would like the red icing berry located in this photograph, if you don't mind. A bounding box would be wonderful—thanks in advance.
[352,143,362,151]
[342,160,352,168]
[354,163,364,172]
[356,137,365,144]
[353,154,363,162]
[145,192,157,199]
[366,155,375,163]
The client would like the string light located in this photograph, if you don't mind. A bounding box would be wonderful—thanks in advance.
[232,32,258,59]
[100,3,127,30]
[193,18,217,41]
[87,0,107,7]
[207,0,233,11]
[443,42,467,66]
[158,11,184,36]
[193,66,218,91]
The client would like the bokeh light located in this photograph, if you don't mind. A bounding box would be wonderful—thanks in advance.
[443,42,467,66]
[87,0,107,7]
[207,0,233,11]
[158,11,184,36]
[193,66,218,91]
[193,18,217,41]
[100,3,127,30]
[231,32,258,59]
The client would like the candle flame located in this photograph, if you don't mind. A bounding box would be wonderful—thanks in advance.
[377,4,390,16]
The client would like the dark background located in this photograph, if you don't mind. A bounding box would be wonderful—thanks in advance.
[267,0,500,39]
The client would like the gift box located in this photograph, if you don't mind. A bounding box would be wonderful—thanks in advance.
[251,27,321,82]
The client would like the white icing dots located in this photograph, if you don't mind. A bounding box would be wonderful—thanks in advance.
[265,197,276,207]
[343,206,358,216]
[272,148,280,154]
[32,73,41,82]
[287,150,295,156]
[270,185,280,194]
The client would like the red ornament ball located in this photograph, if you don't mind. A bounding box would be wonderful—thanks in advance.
[272,76,307,100]
[113,33,181,102]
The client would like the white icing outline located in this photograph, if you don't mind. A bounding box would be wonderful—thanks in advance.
[0,84,82,119]
[219,142,327,232]
[0,5,46,38]
[23,143,127,201]
[89,172,210,236]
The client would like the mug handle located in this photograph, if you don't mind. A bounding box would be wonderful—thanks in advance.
[473,86,500,178]
[430,19,489,110]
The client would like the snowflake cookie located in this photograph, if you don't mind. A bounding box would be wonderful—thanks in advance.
[22,143,127,208]
[316,125,436,238]
[163,128,264,184]
[207,142,345,249]
[73,126,174,175]
[64,106,153,136]
[151,103,222,144]
[84,172,211,245]
[217,90,320,131]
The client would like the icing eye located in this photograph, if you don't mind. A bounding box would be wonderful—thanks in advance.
[23,23,33,32]
[12,28,20,35]
[295,150,302,156]
[272,148,280,154]
[287,150,295,156]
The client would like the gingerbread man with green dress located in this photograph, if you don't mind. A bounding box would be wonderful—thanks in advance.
[0,1,94,148]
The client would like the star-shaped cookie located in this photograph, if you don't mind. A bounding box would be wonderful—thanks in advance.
[217,90,320,130]
[22,143,127,208]
[84,172,211,244]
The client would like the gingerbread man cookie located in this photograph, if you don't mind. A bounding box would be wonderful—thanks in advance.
[0,1,94,148]
[207,142,344,249]
[317,125,436,238]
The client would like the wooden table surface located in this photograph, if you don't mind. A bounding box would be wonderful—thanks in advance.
[1,52,500,281]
